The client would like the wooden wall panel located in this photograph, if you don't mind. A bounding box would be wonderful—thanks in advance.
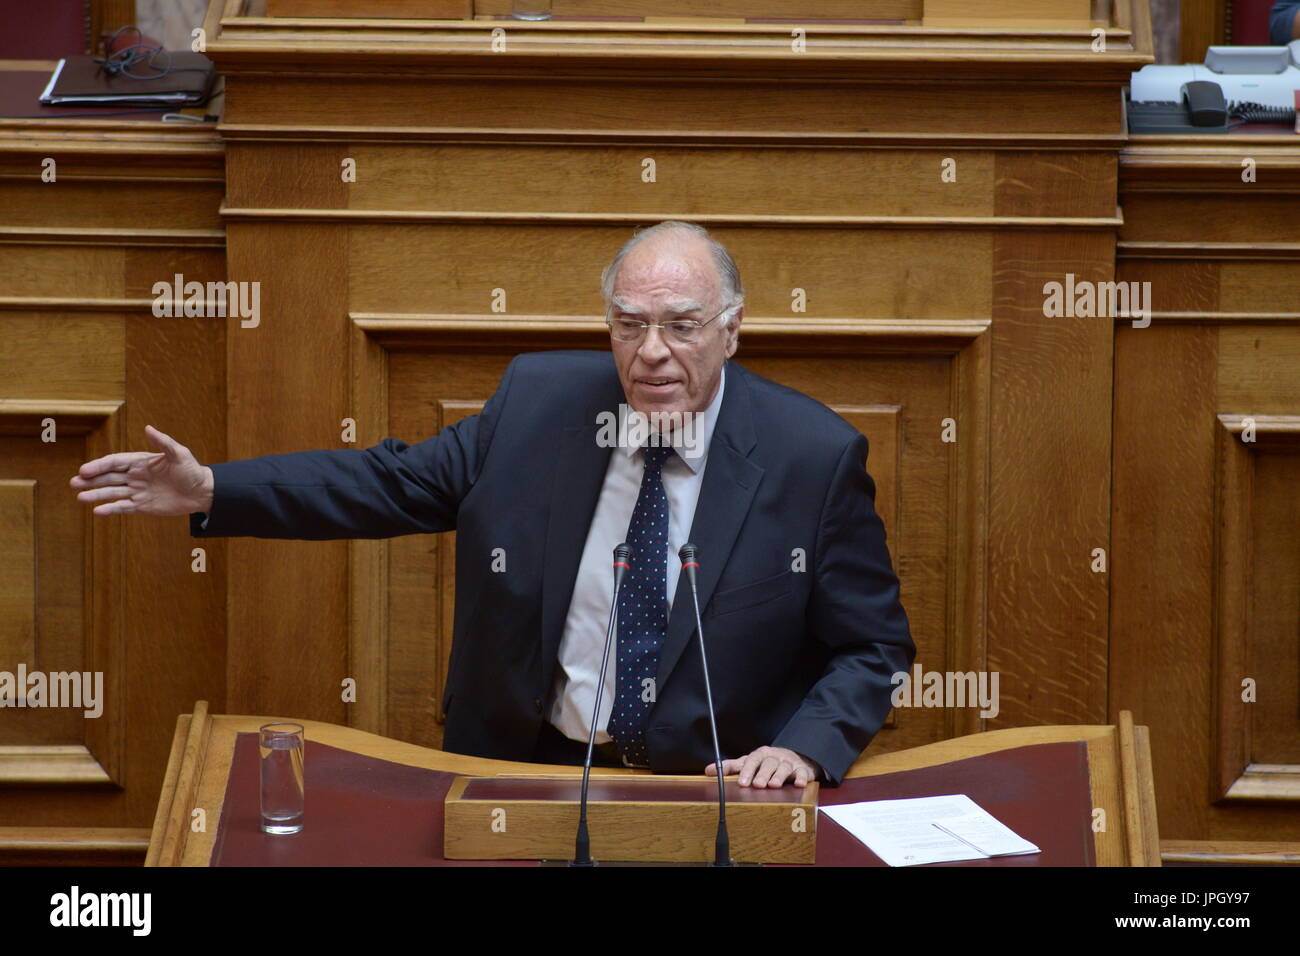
[347,224,993,320]
[0,312,125,399]
[223,222,350,721]
[0,119,226,844]
[987,229,1114,728]
[235,143,1002,218]
[1110,321,1219,839]
[221,76,1123,138]
[1117,136,1300,847]
[208,4,1140,792]
[7,4,1200,861]
[0,480,37,670]
[1250,452,1300,767]
[387,362,509,749]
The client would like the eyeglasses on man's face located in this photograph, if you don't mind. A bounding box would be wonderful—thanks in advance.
[606,305,730,344]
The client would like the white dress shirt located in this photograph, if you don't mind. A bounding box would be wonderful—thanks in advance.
[547,365,726,744]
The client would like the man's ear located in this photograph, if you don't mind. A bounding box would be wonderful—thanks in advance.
[724,308,743,357]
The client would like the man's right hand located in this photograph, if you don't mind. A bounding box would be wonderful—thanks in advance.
[70,425,214,517]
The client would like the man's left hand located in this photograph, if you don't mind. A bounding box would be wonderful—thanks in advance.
[705,746,821,788]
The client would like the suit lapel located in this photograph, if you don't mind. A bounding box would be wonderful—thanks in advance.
[538,364,621,687]
[655,360,763,691]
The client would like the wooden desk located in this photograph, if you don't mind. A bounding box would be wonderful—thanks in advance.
[147,702,1160,865]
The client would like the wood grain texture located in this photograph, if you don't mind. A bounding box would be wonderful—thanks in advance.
[444,774,817,863]
[269,0,471,16]
[0,107,225,842]
[926,0,1091,20]
[1116,137,1300,839]
[1214,416,1300,803]
[0,404,123,795]
[121,255,229,824]
[994,151,1117,219]
[0,480,37,671]
[224,223,350,723]
[1162,840,1300,865]
[333,143,1002,217]
[222,76,1125,137]
[987,230,1112,728]
[347,224,993,319]
[0,827,150,866]
[1250,453,1300,767]
[1111,323,1217,838]
[468,0,916,16]
[209,5,1149,87]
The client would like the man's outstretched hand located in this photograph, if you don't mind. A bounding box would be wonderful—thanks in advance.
[70,425,214,517]
[706,745,822,788]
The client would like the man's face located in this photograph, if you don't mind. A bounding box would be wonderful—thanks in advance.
[608,238,741,420]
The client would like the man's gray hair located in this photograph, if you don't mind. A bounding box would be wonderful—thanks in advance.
[600,221,745,327]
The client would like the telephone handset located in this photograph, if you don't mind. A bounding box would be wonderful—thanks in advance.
[1181,80,1228,126]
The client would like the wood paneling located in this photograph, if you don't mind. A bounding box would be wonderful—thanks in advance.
[46,2,1300,863]
[1116,135,1300,846]
[326,144,1004,218]
[0,480,37,670]
[987,229,1113,728]
[347,224,994,319]
[0,117,226,837]
[207,3,1147,814]
[468,0,917,16]
[224,223,350,722]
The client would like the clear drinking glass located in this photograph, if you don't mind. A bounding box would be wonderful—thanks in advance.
[512,0,552,20]
[259,722,305,834]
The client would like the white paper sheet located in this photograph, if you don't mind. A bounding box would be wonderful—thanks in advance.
[818,793,1040,866]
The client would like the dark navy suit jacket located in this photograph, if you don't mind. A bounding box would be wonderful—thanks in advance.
[1271,1,1299,44]
[192,350,914,784]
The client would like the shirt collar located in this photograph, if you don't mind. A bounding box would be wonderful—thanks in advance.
[618,364,725,475]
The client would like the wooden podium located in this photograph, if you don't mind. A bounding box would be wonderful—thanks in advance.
[147,702,1160,866]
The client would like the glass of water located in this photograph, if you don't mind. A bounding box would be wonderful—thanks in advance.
[259,722,305,834]
[512,0,551,20]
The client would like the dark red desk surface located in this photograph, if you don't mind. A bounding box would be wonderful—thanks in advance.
[211,734,1094,866]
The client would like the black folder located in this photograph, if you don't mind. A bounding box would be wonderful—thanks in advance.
[39,53,216,107]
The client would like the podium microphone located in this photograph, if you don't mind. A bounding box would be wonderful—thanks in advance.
[571,542,633,867]
[679,542,732,867]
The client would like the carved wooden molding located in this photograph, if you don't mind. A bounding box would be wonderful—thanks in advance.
[352,313,990,354]
[0,826,150,865]
[1214,414,1300,803]
[1125,313,1300,324]
[218,126,1130,148]
[206,0,1150,83]
[1118,242,1300,262]
[146,702,211,866]
[0,226,224,247]
[0,401,125,787]
[222,207,1123,230]
[1162,839,1300,865]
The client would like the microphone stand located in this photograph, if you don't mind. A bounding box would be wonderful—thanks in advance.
[679,542,732,867]
[571,542,632,866]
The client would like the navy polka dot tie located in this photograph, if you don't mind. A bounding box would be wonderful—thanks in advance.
[608,444,674,767]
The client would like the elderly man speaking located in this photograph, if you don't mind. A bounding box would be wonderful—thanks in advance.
[71,221,914,788]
